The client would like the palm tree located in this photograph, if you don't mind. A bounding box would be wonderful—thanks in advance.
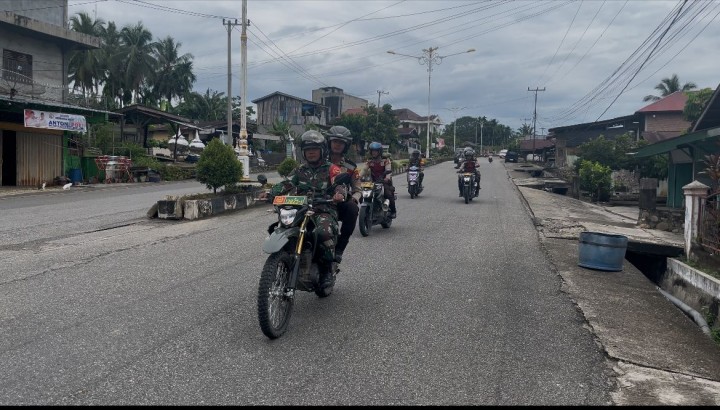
[152,36,196,110]
[68,12,105,101]
[643,74,697,102]
[119,22,156,105]
[175,89,226,121]
[99,21,124,109]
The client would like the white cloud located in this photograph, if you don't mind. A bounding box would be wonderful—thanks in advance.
[68,0,720,132]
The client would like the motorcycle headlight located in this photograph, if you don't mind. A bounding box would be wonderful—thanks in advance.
[279,208,298,226]
[362,190,372,198]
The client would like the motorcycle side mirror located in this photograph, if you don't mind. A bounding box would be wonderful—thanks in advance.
[333,173,352,186]
[257,174,268,185]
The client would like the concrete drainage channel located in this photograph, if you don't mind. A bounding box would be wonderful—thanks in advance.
[626,251,719,341]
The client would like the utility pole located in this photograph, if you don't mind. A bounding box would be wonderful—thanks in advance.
[223,18,240,146]
[528,87,545,161]
[237,0,250,181]
[376,90,388,125]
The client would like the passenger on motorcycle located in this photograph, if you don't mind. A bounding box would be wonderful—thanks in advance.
[407,149,425,189]
[261,130,347,289]
[456,147,481,197]
[325,125,361,264]
[362,141,397,219]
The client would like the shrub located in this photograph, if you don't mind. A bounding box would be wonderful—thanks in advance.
[579,160,612,202]
[196,138,243,193]
[277,157,298,179]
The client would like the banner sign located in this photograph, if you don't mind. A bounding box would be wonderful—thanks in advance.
[24,109,87,132]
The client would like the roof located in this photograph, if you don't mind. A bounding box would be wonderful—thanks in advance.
[548,114,637,133]
[342,107,366,116]
[691,83,720,132]
[397,127,419,137]
[633,126,720,158]
[642,130,682,144]
[636,91,687,113]
[393,108,423,121]
[519,139,555,151]
[0,94,121,117]
[251,91,324,107]
[115,104,201,129]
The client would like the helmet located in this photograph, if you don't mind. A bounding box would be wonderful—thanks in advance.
[326,126,352,155]
[464,148,475,159]
[300,130,327,162]
[368,141,382,156]
[411,150,420,158]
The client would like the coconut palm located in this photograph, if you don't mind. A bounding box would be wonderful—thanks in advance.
[643,74,697,102]
[68,12,105,100]
[118,22,156,105]
[175,89,227,121]
[98,21,125,109]
[152,36,196,109]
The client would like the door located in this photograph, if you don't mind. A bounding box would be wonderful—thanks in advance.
[1,130,16,186]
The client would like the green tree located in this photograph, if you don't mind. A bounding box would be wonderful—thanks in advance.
[99,21,125,109]
[196,138,243,194]
[683,88,714,123]
[68,12,105,100]
[119,22,156,105]
[175,89,226,121]
[578,160,612,202]
[151,36,196,109]
[643,74,697,102]
[277,157,298,179]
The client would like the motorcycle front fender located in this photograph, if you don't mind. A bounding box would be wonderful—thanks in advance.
[262,226,300,254]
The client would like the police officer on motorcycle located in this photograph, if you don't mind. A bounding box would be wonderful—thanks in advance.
[325,125,361,264]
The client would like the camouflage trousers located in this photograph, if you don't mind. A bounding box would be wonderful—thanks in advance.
[312,212,339,263]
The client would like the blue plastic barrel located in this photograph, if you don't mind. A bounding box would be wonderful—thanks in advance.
[578,231,628,272]
[69,168,82,184]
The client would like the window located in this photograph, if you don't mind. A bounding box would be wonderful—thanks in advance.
[3,49,33,84]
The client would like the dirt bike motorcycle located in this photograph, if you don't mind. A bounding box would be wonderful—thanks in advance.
[459,171,478,204]
[358,170,393,236]
[257,174,351,339]
[407,165,423,199]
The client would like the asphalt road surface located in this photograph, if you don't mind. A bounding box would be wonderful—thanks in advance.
[0,160,615,405]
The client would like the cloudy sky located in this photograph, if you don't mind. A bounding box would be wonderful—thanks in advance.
[67,0,720,133]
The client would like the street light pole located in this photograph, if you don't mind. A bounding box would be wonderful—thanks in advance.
[445,107,466,153]
[387,47,475,161]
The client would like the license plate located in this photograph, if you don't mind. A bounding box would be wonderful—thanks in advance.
[272,195,307,205]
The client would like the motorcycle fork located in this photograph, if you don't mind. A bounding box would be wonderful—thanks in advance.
[287,212,312,292]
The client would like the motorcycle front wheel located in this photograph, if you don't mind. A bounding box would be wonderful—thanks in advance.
[409,185,416,199]
[359,206,371,236]
[464,185,471,204]
[257,251,295,339]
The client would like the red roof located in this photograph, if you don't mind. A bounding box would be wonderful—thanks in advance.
[636,91,687,113]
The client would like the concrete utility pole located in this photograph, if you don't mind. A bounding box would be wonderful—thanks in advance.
[376,90,389,125]
[223,18,240,146]
[528,87,545,160]
[237,0,250,182]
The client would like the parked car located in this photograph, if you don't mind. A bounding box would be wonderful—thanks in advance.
[505,151,519,163]
[499,149,508,159]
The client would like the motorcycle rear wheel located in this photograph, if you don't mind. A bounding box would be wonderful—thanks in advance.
[464,185,471,204]
[359,206,371,236]
[257,251,295,339]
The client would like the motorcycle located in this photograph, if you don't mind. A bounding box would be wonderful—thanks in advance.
[407,165,423,199]
[257,174,351,339]
[488,156,493,163]
[459,172,478,204]
[358,171,393,237]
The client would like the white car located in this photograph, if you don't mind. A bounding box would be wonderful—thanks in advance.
[499,149,508,159]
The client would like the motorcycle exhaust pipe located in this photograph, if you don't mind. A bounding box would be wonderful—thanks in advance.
[382,199,390,211]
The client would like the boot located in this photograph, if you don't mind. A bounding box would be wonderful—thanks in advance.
[388,201,397,219]
[334,251,343,264]
[319,263,335,289]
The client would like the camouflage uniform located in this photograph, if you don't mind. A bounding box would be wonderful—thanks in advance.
[273,161,345,263]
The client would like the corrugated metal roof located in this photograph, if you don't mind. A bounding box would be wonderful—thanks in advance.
[636,91,687,113]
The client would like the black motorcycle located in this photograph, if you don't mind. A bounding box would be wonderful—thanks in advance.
[358,171,393,236]
[407,165,423,199]
[257,174,350,339]
[459,171,478,204]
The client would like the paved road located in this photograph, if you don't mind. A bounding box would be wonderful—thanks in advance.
[1,160,615,405]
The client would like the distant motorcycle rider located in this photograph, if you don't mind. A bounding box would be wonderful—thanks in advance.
[456,147,481,197]
[407,149,425,189]
[325,125,361,264]
[362,141,397,218]
[263,130,347,289]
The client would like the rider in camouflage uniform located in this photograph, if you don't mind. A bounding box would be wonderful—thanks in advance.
[270,130,347,288]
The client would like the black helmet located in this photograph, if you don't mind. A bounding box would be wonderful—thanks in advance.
[326,126,352,155]
[411,150,420,158]
[464,148,475,159]
[300,130,327,162]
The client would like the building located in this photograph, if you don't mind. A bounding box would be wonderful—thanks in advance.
[393,108,442,152]
[311,86,368,123]
[251,91,328,138]
[0,0,119,187]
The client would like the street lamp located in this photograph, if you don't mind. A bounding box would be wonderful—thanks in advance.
[387,47,475,160]
[444,107,466,152]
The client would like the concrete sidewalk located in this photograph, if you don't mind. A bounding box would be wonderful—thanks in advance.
[506,162,720,405]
